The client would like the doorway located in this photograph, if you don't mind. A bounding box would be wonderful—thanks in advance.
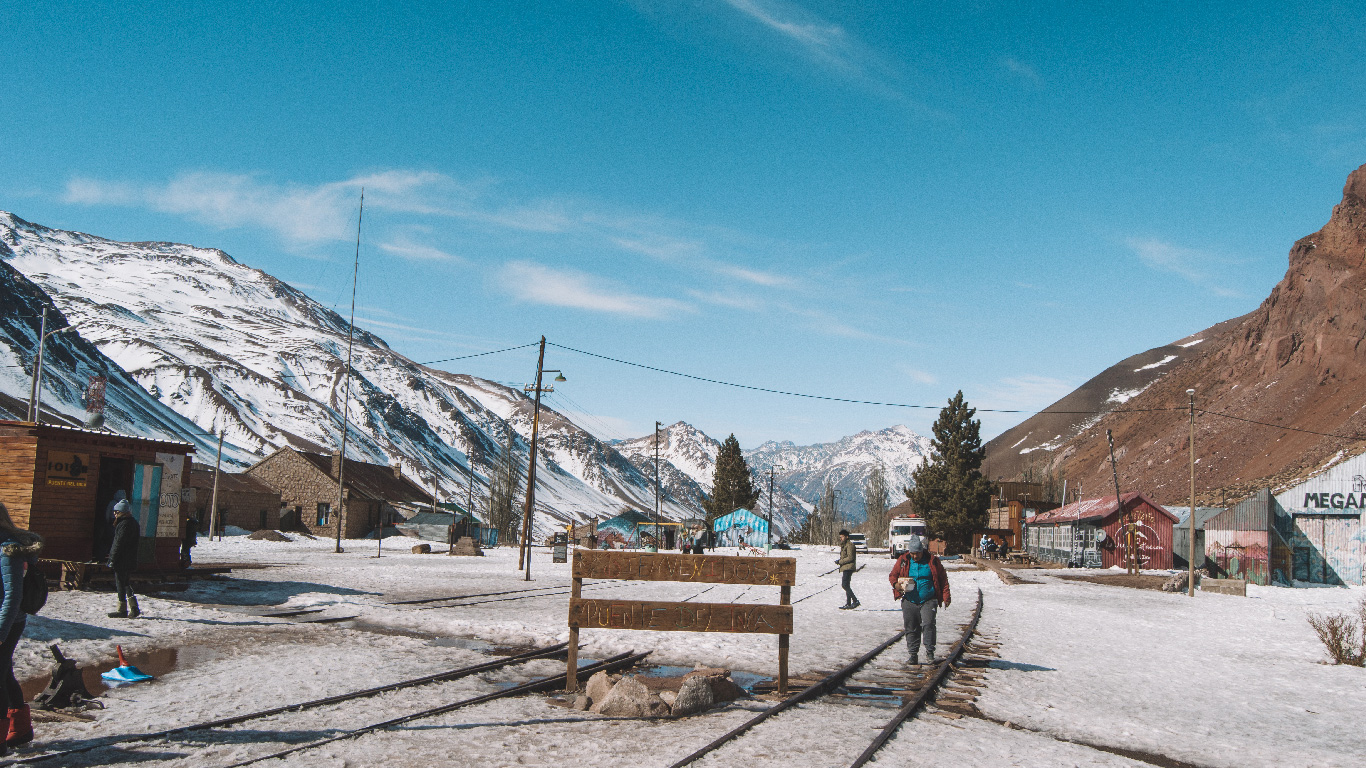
[93,457,133,560]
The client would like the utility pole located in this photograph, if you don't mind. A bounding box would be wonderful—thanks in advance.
[27,307,46,422]
[766,465,783,551]
[518,337,564,581]
[335,189,363,554]
[1105,429,1134,574]
[1187,389,1197,597]
[655,421,662,549]
[208,431,224,542]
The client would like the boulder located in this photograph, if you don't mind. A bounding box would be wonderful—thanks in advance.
[1161,572,1195,592]
[658,690,677,706]
[411,543,432,554]
[669,674,716,717]
[683,668,744,702]
[571,695,590,711]
[585,670,616,707]
[590,675,670,717]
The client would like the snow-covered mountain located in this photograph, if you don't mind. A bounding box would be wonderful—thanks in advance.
[745,425,933,521]
[0,211,697,535]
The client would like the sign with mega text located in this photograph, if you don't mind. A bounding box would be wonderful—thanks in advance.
[45,452,90,488]
[569,598,793,634]
[573,550,796,586]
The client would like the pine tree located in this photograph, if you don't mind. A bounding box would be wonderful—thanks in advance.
[703,434,760,522]
[907,391,995,552]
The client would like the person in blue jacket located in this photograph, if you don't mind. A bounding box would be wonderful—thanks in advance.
[0,502,43,754]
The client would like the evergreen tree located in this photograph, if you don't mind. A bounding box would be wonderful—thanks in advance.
[907,391,995,552]
[703,434,760,522]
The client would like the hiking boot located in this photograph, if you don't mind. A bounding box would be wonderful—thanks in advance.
[107,610,128,619]
[850,598,861,609]
[907,654,918,666]
[7,705,32,748]
[128,596,140,618]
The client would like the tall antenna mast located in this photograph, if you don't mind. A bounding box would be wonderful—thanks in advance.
[335,189,364,554]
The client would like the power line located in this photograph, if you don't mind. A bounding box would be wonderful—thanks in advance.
[546,341,1183,415]
[1198,408,1366,442]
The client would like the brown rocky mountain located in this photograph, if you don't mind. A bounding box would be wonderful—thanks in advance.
[983,163,1366,507]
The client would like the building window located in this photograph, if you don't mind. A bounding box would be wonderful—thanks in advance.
[317,502,330,526]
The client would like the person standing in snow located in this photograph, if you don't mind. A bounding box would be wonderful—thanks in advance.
[98,489,127,559]
[0,502,42,754]
[889,535,951,665]
[181,516,198,568]
[107,501,141,619]
[837,529,859,609]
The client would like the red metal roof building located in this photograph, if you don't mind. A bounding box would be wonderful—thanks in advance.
[1025,492,1178,570]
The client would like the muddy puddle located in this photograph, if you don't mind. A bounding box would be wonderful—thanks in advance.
[21,645,220,700]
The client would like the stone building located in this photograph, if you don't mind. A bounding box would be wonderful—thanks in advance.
[185,463,283,533]
[246,447,431,539]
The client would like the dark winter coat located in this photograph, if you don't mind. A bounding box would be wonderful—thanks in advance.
[838,539,857,572]
[109,515,141,572]
[0,532,42,638]
[889,552,951,608]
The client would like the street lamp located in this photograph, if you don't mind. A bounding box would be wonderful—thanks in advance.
[518,336,565,581]
[28,309,83,425]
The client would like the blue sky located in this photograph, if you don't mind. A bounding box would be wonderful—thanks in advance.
[3,1,1364,446]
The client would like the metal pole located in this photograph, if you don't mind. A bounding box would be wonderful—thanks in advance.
[518,336,547,580]
[767,468,775,551]
[658,420,663,546]
[208,431,225,542]
[1188,389,1197,597]
[27,307,46,422]
[335,189,363,554]
[1105,429,1132,573]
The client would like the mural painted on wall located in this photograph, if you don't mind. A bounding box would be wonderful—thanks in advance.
[1288,514,1363,586]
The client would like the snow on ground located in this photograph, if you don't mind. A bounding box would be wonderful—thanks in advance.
[12,538,1366,767]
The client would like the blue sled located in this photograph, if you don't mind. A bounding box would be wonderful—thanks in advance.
[101,665,154,684]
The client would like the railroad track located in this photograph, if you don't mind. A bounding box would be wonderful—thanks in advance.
[668,588,986,768]
[3,641,608,767]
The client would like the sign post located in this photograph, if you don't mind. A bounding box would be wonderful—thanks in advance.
[565,550,796,694]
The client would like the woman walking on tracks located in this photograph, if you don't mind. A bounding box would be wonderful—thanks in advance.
[0,502,43,753]
[889,536,951,665]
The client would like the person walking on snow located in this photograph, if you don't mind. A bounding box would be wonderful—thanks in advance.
[0,502,43,754]
[889,535,951,665]
[837,529,859,609]
[107,500,140,619]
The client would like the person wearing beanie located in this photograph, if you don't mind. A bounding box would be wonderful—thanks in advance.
[888,535,951,665]
[107,500,141,619]
[0,502,43,753]
[837,529,859,609]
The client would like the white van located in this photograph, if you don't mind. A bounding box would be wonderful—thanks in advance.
[888,516,928,556]
[846,532,868,553]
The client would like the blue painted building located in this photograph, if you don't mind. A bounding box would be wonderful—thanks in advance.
[712,507,770,548]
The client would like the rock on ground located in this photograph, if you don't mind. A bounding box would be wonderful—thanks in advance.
[590,675,669,717]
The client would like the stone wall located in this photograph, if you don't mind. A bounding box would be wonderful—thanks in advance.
[246,450,374,539]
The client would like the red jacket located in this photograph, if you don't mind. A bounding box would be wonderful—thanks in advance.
[889,553,951,608]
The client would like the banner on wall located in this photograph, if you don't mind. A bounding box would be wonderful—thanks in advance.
[155,453,185,538]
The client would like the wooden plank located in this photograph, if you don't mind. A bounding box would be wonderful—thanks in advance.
[572,550,796,586]
[778,584,790,694]
[568,598,793,634]
[565,575,582,692]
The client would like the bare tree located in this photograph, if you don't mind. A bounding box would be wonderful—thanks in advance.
[864,465,889,538]
[486,428,523,544]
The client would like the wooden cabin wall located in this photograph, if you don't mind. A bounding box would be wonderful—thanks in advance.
[0,431,38,527]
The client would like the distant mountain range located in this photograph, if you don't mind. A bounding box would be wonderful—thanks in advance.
[0,211,931,536]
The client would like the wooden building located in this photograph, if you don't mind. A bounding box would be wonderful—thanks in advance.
[980,482,1059,550]
[0,420,193,567]
[246,447,430,539]
[185,464,283,533]
[1026,492,1177,569]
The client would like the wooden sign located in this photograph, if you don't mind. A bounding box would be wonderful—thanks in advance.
[552,532,568,564]
[45,452,90,488]
[569,598,793,634]
[566,549,794,695]
[573,550,796,586]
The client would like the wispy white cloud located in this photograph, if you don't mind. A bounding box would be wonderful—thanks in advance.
[1125,237,1243,297]
[498,261,692,319]
[898,366,937,386]
[1000,57,1042,86]
[376,236,460,262]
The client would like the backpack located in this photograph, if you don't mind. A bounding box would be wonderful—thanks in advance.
[22,566,48,615]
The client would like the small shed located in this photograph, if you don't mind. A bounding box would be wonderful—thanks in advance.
[1165,506,1224,571]
[0,420,193,568]
[597,509,653,548]
[1026,492,1177,570]
[1202,490,1293,586]
[712,507,769,548]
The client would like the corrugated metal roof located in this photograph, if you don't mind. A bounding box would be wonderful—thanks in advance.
[1026,491,1177,525]
[1,419,196,449]
[1207,489,1275,532]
